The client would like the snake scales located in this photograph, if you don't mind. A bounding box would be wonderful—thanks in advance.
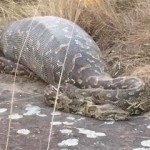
[0,16,147,120]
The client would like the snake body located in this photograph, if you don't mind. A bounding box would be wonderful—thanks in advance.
[0,16,146,120]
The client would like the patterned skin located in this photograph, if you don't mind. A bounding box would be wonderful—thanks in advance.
[0,16,146,120]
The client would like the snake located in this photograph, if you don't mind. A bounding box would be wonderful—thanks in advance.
[0,16,147,120]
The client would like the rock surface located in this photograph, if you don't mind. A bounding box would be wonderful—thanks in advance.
[0,74,150,150]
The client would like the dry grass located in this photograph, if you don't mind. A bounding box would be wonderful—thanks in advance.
[0,1,149,148]
[0,0,150,85]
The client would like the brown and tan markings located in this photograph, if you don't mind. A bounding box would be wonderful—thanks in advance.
[0,16,148,120]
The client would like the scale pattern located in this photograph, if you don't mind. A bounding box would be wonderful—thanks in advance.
[0,16,146,120]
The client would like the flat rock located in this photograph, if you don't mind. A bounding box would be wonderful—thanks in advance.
[0,74,150,150]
